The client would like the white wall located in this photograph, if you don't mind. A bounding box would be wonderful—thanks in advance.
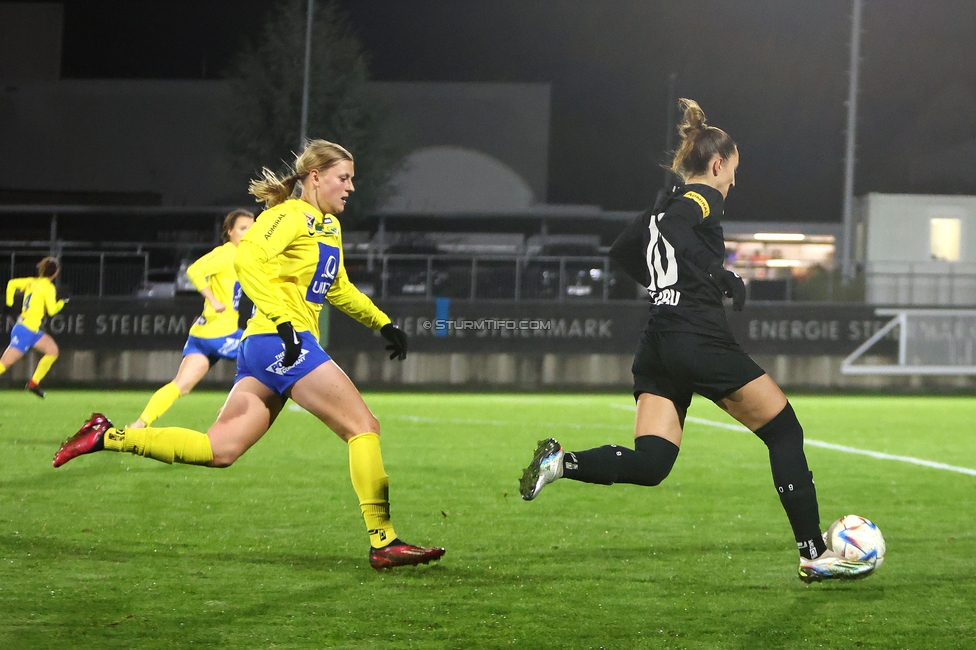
[864,193,976,263]
[863,193,976,305]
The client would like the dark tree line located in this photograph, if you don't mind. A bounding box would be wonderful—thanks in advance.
[226,0,402,220]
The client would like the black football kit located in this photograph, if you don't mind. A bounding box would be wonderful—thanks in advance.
[609,183,763,416]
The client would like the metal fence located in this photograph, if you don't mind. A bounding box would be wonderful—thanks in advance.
[346,255,867,303]
[2,249,149,298]
[865,261,976,306]
[345,254,618,301]
[2,243,874,303]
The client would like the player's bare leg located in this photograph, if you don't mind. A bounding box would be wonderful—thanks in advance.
[0,346,25,371]
[206,377,282,467]
[0,346,25,384]
[288,360,379,442]
[634,392,684,445]
[289,360,444,570]
[716,373,786,430]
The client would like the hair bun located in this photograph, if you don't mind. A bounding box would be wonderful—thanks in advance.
[668,98,736,181]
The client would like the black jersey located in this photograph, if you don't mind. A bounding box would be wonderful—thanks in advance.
[609,183,732,338]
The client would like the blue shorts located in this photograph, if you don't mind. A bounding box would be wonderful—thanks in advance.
[9,323,44,354]
[234,331,331,396]
[182,330,243,366]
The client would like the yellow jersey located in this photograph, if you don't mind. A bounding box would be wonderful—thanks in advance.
[235,198,390,340]
[186,242,243,339]
[5,276,64,332]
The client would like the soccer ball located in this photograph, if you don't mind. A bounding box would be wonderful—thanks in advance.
[825,515,886,568]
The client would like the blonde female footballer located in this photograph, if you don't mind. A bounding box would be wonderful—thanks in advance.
[54,140,444,571]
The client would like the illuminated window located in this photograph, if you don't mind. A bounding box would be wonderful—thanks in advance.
[930,218,961,261]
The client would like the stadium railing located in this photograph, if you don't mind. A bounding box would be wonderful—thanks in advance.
[2,241,885,303]
[865,260,976,306]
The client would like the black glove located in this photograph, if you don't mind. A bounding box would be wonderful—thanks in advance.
[380,323,408,361]
[276,321,302,367]
[707,262,746,311]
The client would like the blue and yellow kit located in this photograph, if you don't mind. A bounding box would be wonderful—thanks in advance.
[235,198,390,339]
[6,276,64,332]
[185,242,243,339]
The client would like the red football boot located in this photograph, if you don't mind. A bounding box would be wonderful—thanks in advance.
[369,540,446,571]
[53,413,113,468]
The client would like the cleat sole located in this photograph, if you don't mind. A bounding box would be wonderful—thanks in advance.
[519,438,559,501]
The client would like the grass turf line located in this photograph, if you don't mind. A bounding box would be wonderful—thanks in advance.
[0,390,974,649]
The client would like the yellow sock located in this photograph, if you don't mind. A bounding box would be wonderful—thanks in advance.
[30,354,57,384]
[348,432,397,548]
[103,426,213,466]
[139,382,182,426]
[0,361,6,375]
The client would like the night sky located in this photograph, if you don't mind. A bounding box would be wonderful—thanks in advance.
[15,0,976,221]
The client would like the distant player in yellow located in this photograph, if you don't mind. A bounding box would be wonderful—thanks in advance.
[1,256,66,397]
[54,139,445,571]
[128,209,255,429]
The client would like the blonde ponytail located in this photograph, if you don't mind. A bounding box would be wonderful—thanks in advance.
[247,139,355,208]
[248,168,302,208]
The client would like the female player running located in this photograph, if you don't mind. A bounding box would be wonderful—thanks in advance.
[127,209,254,428]
[1,256,66,397]
[518,99,876,583]
[54,139,444,571]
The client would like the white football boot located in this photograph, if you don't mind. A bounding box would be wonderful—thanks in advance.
[798,549,877,583]
[519,438,564,501]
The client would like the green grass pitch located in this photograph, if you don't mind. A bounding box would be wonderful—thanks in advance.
[1,390,974,649]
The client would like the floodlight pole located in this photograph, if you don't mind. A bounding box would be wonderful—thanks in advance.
[841,0,864,283]
[299,0,314,148]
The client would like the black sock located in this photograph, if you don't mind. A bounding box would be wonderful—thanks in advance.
[754,402,827,559]
[562,436,679,486]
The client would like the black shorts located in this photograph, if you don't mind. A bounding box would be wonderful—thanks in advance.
[631,329,765,418]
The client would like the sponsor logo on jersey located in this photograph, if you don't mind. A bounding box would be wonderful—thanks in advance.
[265,347,310,375]
[650,288,681,306]
[684,191,710,218]
[322,217,333,224]
[264,212,286,240]
[304,212,330,236]
[306,242,340,304]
